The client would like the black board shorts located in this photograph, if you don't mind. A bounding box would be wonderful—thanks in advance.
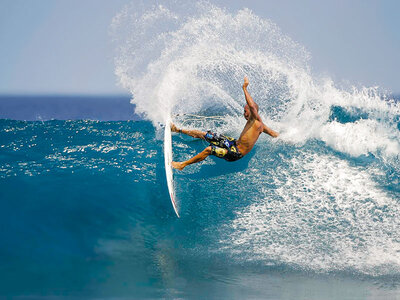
[204,131,243,162]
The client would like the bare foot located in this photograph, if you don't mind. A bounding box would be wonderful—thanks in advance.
[171,123,180,133]
[243,76,249,89]
[172,161,185,170]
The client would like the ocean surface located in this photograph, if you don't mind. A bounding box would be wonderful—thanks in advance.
[0,94,399,299]
[2,2,400,299]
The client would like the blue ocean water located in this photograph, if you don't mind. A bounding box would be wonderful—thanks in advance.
[0,98,399,298]
[0,95,138,121]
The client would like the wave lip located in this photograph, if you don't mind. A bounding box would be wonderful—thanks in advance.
[319,119,400,158]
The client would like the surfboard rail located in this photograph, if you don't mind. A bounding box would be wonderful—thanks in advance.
[164,116,180,218]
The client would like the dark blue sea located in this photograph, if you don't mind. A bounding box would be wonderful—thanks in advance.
[0,95,399,299]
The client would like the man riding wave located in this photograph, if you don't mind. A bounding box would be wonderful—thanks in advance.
[171,77,279,170]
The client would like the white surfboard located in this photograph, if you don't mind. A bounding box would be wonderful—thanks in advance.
[164,116,180,218]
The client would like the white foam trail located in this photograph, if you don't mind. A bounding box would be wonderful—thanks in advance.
[223,152,400,276]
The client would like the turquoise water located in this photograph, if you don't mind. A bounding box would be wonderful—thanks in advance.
[0,116,399,299]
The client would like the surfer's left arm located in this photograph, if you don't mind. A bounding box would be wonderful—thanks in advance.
[263,123,279,137]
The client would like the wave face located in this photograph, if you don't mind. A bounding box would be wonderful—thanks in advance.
[111,1,400,278]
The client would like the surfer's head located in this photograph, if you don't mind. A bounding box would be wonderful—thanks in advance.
[243,104,259,120]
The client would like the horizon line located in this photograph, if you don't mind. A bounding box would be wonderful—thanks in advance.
[0,93,132,98]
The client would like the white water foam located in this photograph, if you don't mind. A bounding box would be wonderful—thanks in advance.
[319,119,400,158]
[223,152,400,276]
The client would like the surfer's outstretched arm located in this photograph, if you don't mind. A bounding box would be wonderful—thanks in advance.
[263,124,279,137]
[172,146,212,170]
[171,123,206,139]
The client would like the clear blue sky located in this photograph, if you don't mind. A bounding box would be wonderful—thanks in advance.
[0,0,399,95]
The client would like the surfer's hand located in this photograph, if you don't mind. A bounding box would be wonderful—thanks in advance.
[243,77,249,89]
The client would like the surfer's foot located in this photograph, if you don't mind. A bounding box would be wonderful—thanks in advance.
[171,123,180,133]
[172,161,185,170]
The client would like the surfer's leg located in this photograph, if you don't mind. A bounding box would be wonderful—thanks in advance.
[171,123,206,139]
[172,146,212,170]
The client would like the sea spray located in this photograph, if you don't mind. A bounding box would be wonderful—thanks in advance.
[111,1,400,160]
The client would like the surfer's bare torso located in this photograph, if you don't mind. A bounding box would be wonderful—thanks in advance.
[236,119,263,156]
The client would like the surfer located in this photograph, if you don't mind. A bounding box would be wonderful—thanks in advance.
[171,77,279,170]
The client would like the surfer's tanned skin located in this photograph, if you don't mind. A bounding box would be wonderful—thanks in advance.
[171,77,279,170]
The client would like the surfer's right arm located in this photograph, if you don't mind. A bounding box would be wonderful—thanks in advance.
[242,77,261,122]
